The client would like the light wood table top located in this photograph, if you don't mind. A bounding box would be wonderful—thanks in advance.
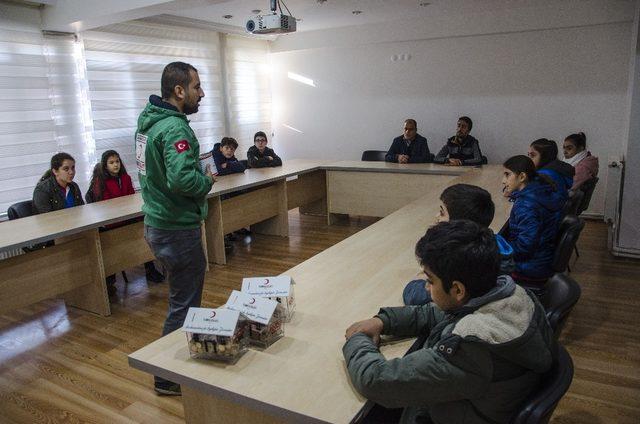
[324,160,472,175]
[0,160,322,253]
[0,160,475,253]
[128,165,510,423]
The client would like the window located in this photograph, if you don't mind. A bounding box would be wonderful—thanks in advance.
[224,35,272,158]
[0,6,91,214]
[82,20,227,187]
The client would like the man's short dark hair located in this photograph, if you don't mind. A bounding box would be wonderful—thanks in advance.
[404,118,417,128]
[440,184,495,227]
[161,62,198,99]
[415,220,499,298]
[220,137,238,149]
[458,116,473,131]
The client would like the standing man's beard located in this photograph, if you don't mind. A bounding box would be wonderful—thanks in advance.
[183,97,201,115]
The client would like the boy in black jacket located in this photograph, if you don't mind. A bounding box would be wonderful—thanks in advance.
[247,131,282,168]
[213,137,246,175]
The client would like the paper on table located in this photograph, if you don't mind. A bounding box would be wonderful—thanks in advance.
[182,307,239,337]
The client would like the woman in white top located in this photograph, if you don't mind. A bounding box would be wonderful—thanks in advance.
[562,132,599,190]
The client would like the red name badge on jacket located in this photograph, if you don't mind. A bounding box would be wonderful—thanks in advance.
[174,140,190,153]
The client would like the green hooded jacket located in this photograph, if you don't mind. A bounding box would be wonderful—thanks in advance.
[343,276,556,424]
[135,95,213,230]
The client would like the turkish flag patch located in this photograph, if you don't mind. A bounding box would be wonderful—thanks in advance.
[174,140,190,153]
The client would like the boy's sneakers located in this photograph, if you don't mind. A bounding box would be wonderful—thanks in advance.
[154,381,181,396]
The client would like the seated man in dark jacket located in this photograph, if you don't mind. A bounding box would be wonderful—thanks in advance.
[212,137,246,176]
[434,116,483,166]
[247,131,282,168]
[343,220,555,424]
[385,119,431,163]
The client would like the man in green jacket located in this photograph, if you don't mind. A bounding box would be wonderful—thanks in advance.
[136,62,215,396]
[344,220,556,423]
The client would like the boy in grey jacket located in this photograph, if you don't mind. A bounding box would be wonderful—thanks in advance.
[343,220,555,423]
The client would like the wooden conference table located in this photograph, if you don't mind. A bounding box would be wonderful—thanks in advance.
[128,163,511,424]
[0,160,464,317]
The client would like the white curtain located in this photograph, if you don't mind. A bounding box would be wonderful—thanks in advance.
[224,34,272,159]
[82,20,227,187]
[0,10,273,215]
[0,7,92,214]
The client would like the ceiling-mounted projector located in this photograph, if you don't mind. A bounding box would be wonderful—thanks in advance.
[246,0,297,34]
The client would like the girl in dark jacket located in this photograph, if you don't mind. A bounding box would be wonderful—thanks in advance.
[502,155,565,295]
[528,138,574,196]
[33,152,84,214]
[87,150,164,296]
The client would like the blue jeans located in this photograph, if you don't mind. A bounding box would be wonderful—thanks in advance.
[403,279,432,306]
[144,225,207,385]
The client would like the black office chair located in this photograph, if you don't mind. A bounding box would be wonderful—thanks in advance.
[7,200,34,220]
[562,190,583,217]
[577,176,599,215]
[361,150,387,161]
[542,273,581,339]
[511,344,574,424]
[240,159,249,169]
[553,215,585,274]
[481,155,488,165]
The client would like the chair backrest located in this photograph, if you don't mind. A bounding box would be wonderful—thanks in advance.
[361,150,387,162]
[7,200,34,220]
[562,190,583,217]
[553,216,585,273]
[577,176,599,215]
[542,273,581,338]
[481,155,488,165]
[511,344,574,424]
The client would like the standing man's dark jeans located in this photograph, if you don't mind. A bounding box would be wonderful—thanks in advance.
[144,225,206,386]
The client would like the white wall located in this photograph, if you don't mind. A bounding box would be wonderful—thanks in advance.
[269,4,634,216]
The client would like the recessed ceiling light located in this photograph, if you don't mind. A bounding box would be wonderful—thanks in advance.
[295,17,303,22]
[251,9,261,14]
[223,14,233,19]
[352,10,362,15]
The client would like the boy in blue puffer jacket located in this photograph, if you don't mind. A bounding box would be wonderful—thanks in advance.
[502,155,565,297]
[403,184,515,305]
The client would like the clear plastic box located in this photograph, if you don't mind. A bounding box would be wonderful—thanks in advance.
[248,304,285,348]
[241,276,296,322]
[183,308,249,363]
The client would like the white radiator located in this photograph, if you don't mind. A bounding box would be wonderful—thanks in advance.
[604,156,624,253]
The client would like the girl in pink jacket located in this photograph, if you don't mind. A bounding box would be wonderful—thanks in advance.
[563,132,598,190]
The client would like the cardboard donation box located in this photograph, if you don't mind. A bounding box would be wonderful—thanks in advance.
[225,290,285,348]
[183,308,249,363]
[242,276,296,322]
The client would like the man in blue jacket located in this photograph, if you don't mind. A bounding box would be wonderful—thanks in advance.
[385,119,431,163]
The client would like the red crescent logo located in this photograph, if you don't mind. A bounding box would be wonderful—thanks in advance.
[249,298,256,304]
[210,311,216,318]
[264,278,270,285]
[174,139,190,153]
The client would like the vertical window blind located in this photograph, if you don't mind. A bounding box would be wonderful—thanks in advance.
[0,13,273,215]
[224,35,272,158]
[82,20,227,187]
[0,12,91,214]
